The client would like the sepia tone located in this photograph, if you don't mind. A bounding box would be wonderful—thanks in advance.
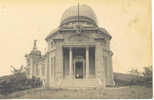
[0,0,152,99]
[25,4,114,88]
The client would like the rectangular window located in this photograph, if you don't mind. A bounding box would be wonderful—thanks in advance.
[51,41,55,48]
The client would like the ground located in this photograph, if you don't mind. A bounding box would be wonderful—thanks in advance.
[0,86,152,99]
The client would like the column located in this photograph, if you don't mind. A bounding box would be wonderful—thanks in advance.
[46,55,50,88]
[29,57,33,78]
[69,48,72,79]
[33,64,36,76]
[86,47,89,79]
[48,54,51,86]
[44,57,48,88]
[55,40,63,84]
[95,42,105,87]
[108,52,114,86]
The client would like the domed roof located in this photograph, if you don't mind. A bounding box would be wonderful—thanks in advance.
[60,4,97,26]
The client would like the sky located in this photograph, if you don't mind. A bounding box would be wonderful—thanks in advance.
[0,0,152,76]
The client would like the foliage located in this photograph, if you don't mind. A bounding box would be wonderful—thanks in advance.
[143,66,152,80]
[142,66,152,87]
[10,65,25,75]
[0,65,42,95]
[113,73,138,87]
[114,65,152,87]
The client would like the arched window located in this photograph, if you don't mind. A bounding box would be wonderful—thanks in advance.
[51,41,55,48]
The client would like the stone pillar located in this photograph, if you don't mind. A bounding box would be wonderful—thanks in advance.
[86,47,89,79]
[108,52,114,86]
[46,55,50,87]
[33,64,36,76]
[53,57,55,80]
[36,63,41,78]
[47,52,52,87]
[55,39,63,87]
[69,47,72,79]
[29,57,33,78]
[95,41,105,87]
[44,56,48,88]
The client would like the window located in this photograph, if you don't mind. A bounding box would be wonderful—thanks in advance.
[51,41,54,48]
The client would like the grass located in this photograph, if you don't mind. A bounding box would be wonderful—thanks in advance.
[0,85,152,99]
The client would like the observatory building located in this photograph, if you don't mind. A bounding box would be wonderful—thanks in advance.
[25,4,114,88]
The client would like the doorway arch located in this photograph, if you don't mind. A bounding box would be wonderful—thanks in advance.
[73,56,85,79]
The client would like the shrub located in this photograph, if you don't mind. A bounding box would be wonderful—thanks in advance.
[0,73,42,95]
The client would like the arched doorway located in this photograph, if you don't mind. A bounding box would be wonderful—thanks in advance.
[73,56,85,79]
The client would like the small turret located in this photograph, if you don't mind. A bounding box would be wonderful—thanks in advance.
[30,40,41,56]
[25,40,42,79]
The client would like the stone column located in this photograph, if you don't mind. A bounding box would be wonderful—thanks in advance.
[69,48,72,79]
[86,47,89,79]
[108,52,114,86]
[48,53,51,87]
[55,39,63,86]
[29,57,33,78]
[46,55,50,88]
[33,64,36,76]
[44,56,48,88]
[95,41,105,87]
[53,57,55,80]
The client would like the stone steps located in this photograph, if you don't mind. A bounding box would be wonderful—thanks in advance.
[60,79,99,88]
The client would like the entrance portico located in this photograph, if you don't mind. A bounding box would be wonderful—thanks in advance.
[63,46,95,80]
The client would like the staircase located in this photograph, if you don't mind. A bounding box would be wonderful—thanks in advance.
[60,79,100,88]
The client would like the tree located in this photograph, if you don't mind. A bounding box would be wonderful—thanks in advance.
[142,65,152,87]
[143,66,152,79]
[129,68,140,76]
[10,65,26,75]
[128,68,143,85]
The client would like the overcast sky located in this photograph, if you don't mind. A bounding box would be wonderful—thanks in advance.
[0,0,152,76]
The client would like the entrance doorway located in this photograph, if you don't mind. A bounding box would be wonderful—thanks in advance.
[75,62,83,79]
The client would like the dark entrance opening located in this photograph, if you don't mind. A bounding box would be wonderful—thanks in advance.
[75,62,83,79]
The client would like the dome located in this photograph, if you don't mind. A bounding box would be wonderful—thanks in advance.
[60,4,97,26]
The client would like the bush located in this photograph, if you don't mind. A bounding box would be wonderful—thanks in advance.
[142,66,152,87]
[0,73,42,95]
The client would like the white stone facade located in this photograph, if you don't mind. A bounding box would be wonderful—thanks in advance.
[25,4,114,88]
